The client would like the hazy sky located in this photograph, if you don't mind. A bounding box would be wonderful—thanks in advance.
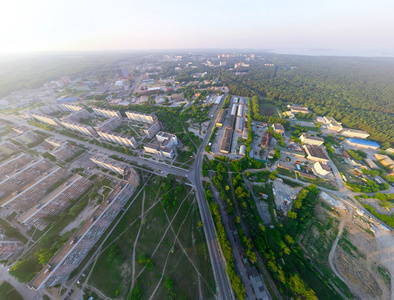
[1,0,394,56]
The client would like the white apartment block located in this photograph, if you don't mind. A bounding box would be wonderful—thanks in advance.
[60,121,97,137]
[143,121,161,138]
[31,113,61,127]
[92,108,122,119]
[61,109,91,123]
[60,104,83,112]
[94,117,122,132]
[144,144,175,159]
[125,111,157,124]
[97,130,137,148]
[156,131,178,148]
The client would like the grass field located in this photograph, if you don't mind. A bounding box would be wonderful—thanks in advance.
[0,281,23,300]
[259,102,278,117]
[88,175,216,299]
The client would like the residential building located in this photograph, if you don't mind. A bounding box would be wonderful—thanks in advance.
[346,138,380,150]
[374,154,394,168]
[97,130,137,148]
[0,239,23,260]
[61,109,90,123]
[273,124,284,134]
[313,162,331,176]
[143,121,161,138]
[60,104,83,112]
[31,113,61,127]
[303,145,329,162]
[144,143,175,159]
[300,134,324,146]
[340,129,370,139]
[156,131,178,148]
[171,93,184,102]
[90,155,140,187]
[92,108,122,119]
[125,111,158,124]
[316,116,343,132]
[60,121,97,137]
[45,137,68,148]
[94,117,122,132]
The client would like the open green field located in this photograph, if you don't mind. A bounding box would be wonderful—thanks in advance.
[0,281,23,300]
[259,101,278,117]
[88,175,216,299]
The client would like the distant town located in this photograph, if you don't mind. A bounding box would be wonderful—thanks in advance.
[0,51,393,300]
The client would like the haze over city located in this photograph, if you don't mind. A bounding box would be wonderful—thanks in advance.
[2,0,394,56]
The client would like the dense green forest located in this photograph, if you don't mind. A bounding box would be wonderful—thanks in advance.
[220,55,394,143]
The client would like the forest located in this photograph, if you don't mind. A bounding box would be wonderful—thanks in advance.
[220,55,394,144]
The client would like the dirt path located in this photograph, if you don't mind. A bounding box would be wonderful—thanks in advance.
[130,190,146,290]
[374,228,394,299]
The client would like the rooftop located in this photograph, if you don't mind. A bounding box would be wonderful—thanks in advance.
[347,138,380,148]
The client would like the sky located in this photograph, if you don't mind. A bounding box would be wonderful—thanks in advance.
[1,0,394,56]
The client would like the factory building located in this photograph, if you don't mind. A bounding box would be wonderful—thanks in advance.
[237,105,244,117]
[125,111,158,124]
[92,108,122,119]
[346,138,380,150]
[300,134,324,146]
[290,105,310,114]
[340,129,370,139]
[230,104,238,116]
[216,109,227,127]
[303,145,329,162]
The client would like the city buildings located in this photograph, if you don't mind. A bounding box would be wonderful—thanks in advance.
[261,132,272,149]
[60,104,83,112]
[300,134,324,146]
[97,130,137,148]
[0,238,23,260]
[125,111,158,124]
[143,132,178,159]
[61,109,91,123]
[340,129,370,139]
[31,113,61,127]
[346,138,380,150]
[303,145,329,162]
[219,128,232,154]
[90,155,139,188]
[60,121,97,137]
[313,162,331,176]
[156,131,178,148]
[273,124,284,134]
[315,116,343,132]
[143,122,161,138]
[94,117,122,132]
[29,182,138,289]
[92,108,122,119]
[290,105,310,114]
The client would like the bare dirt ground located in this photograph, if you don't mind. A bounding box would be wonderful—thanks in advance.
[374,229,394,299]
[333,219,391,299]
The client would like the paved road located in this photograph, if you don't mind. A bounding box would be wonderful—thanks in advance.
[4,102,234,300]
[0,267,42,300]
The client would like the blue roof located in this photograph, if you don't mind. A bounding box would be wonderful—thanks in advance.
[348,138,380,148]
[57,97,79,104]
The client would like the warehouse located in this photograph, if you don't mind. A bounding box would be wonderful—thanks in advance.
[346,138,380,150]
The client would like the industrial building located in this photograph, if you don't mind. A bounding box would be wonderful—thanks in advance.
[315,116,343,132]
[143,121,161,138]
[261,132,272,149]
[374,154,394,168]
[313,162,331,176]
[97,130,137,148]
[365,158,379,170]
[290,105,310,114]
[300,134,324,146]
[219,128,232,154]
[214,96,222,105]
[303,145,329,162]
[92,108,122,119]
[29,182,137,290]
[346,138,380,150]
[125,111,158,124]
[216,109,227,127]
[237,105,244,117]
[340,129,370,139]
[94,117,122,132]
[90,155,140,188]
[239,145,246,156]
[235,117,244,132]
[230,104,238,116]
[60,121,97,137]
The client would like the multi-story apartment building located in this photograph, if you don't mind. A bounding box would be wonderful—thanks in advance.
[60,121,97,137]
[92,108,122,119]
[125,111,158,124]
[60,104,83,112]
[94,117,122,132]
[31,113,61,127]
[96,130,137,148]
[0,239,23,260]
[143,121,161,138]
[61,109,91,123]
[156,131,178,148]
